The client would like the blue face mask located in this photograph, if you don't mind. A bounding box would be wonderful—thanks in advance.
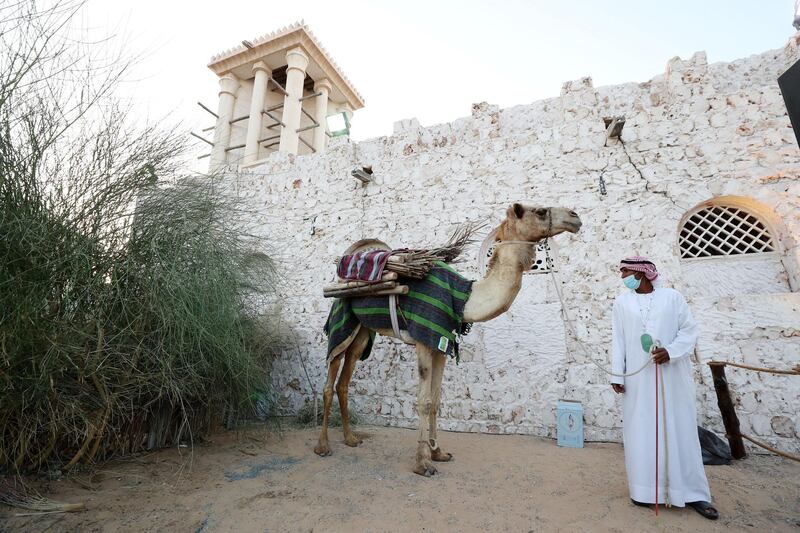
[623,274,641,290]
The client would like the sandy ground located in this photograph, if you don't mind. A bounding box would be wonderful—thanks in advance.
[1,425,798,533]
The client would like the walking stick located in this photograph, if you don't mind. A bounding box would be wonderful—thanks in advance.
[642,335,663,516]
[655,359,659,516]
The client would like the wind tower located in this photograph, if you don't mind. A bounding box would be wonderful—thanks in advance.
[202,22,364,171]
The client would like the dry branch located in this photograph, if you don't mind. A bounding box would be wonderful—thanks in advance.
[0,481,85,514]
[364,286,409,296]
[322,272,398,292]
[323,285,409,298]
[323,280,397,298]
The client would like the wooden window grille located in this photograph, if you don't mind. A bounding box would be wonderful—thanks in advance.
[679,205,775,259]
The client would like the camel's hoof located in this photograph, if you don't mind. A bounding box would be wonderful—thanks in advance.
[344,436,363,448]
[431,449,453,462]
[314,444,332,457]
[413,463,438,477]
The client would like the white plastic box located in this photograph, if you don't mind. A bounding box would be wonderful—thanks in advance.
[556,399,584,448]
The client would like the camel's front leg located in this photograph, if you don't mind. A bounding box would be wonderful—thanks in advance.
[314,355,343,457]
[413,344,437,477]
[429,351,453,462]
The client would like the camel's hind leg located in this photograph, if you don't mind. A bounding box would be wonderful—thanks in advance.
[336,327,370,447]
[429,351,453,462]
[413,343,437,476]
[314,354,343,457]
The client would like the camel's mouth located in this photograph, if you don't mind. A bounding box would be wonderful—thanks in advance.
[558,217,582,234]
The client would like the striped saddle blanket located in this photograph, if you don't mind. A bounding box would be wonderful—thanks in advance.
[324,262,474,361]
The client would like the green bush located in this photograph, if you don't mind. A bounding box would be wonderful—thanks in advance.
[0,175,278,471]
[0,1,278,472]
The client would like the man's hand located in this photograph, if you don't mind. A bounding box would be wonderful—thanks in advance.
[652,347,671,365]
[612,383,625,394]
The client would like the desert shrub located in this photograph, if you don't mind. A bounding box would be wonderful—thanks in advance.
[0,0,278,472]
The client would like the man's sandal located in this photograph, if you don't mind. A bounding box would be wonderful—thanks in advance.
[687,501,719,520]
[630,499,652,508]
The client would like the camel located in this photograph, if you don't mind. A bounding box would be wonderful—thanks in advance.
[314,203,582,476]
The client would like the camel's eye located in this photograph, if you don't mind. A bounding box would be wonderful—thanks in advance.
[535,208,547,218]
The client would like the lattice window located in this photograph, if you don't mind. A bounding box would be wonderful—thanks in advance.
[484,240,556,274]
[679,205,775,259]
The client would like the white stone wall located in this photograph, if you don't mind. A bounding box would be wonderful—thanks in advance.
[230,35,800,453]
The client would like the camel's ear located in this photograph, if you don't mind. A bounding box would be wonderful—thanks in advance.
[509,203,525,219]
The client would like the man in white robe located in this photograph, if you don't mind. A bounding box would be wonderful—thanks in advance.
[610,256,719,520]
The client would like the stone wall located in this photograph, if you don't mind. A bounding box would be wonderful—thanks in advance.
[229,35,800,453]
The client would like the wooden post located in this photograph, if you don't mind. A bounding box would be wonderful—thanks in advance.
[708,363,747,459]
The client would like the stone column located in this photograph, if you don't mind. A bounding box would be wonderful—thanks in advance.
[312,78,332,152]
[210,74,239,172]
[279,47,309,154]
[243,61,270,165]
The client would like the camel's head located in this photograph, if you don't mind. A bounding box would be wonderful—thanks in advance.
[498,203,582,242]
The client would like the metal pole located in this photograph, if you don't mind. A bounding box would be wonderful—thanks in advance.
[262,110,286,127]
[298,136,316,153]
[229,114,249,124]
[299,91,322,102]
[258,133,281,144]
[300,107,318,125]
[267,77,289,96]
[197,102,218,118]
[190,132,214,146]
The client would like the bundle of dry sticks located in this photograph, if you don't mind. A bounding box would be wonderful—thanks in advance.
[322,221,484,299]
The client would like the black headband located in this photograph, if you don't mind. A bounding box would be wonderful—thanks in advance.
[620,259,656,266]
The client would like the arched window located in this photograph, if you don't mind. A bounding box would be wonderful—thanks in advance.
[678,197,790,298]
[679,203,776,259]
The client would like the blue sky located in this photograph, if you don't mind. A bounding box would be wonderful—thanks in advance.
[88,0,796,143]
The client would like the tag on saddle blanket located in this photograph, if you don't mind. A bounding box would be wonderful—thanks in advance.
[556,400,584,448]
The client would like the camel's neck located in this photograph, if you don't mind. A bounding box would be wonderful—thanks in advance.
[462,243,534,323]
